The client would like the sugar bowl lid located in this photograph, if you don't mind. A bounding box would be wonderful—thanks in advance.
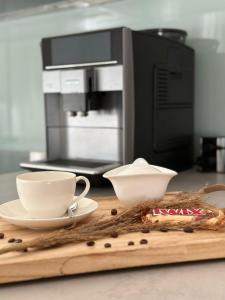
[119,158,163,175]
[103,158,177,178]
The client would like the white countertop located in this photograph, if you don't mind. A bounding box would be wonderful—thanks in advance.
[1,169,225,299]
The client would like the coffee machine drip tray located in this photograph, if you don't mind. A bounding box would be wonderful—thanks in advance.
[20,159,120,175]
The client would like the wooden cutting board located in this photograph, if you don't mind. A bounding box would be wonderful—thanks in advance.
[1,196,225,284]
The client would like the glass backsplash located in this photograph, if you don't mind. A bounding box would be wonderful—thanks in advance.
[0,0,225,172]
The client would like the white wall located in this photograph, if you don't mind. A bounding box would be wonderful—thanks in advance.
[0,0,225,154]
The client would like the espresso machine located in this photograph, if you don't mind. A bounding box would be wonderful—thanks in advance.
[21,27,194,183]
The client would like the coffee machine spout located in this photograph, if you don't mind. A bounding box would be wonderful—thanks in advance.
[61,68,96,116]
[62,93,88,115]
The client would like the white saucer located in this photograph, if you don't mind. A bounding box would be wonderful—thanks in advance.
[0,197,98,230]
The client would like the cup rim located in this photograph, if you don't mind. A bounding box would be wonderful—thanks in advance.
[17,171,76,182]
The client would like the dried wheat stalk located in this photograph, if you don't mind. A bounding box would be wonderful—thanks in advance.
[0,184,224,255]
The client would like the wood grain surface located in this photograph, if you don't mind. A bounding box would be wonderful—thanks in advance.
[0,196,225,284]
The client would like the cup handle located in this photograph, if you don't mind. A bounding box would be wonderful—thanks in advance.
[68,176,90,217]
[75,176,90,201]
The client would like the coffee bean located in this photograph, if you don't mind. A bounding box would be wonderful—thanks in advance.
[140,239,148,245]
[128,241,135,246]
[141,228,150,233]
[110,232,118,238]
[15,239,22,243]
[86,240,95,246]
[8,238,15,243]
[160,227,168,232]
[111,209,117,216]
[0,233,4,239]
[183,226,194,233]
[104,243,111,248]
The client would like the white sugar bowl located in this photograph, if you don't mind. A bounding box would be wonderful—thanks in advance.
[103,158,177,206]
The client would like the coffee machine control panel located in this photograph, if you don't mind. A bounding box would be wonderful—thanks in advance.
[43,71,61,93]
[61,70,89,94]
[95,65,123,91]
[42,65,123,94]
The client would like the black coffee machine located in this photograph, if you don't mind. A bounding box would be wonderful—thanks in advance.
[21,27,194,182]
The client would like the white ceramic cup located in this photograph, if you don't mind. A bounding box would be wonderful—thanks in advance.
[16,171,90,219]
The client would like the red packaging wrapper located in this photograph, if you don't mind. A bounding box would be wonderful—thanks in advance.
[142,208,224,226]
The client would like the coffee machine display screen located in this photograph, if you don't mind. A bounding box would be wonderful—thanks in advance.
[51,32,111,65]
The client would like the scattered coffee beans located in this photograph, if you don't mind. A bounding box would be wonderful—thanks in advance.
[183,226,194,233]
[86,240,95,246]
[104,243,111,248]
[110,232,118,238]
[128,241,135,246]
[111,209,118,216]
[8,238,15,243]
[140,239,148,245]
[0,233,4,239]
[160,227,168,232]
[141,228,150,233]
